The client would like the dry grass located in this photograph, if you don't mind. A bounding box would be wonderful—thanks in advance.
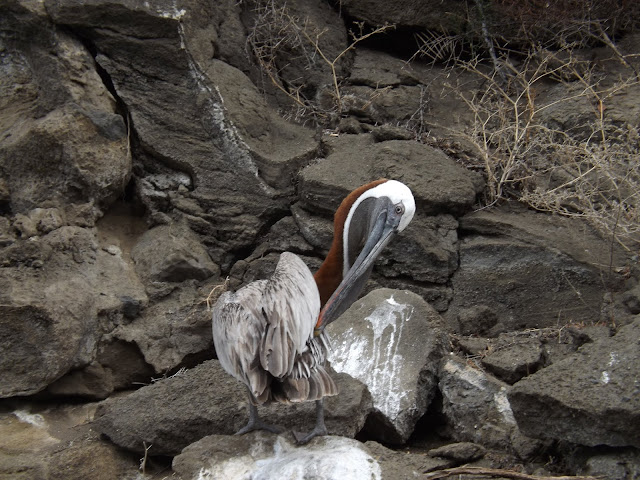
[205,276,230,311]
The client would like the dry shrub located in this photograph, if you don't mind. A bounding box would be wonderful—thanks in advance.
[246,0,394,124]
[246,0,318,113]
[492,0,640,48]
[416,18,640,252]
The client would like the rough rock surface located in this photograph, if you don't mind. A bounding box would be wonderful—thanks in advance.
[94,360,372,456]
[446,204,627,334]
[131,222,220,290]
[0,227,101,397]
[0,402,137,480]
[438,356,543,459]
[509,318,640,448]
[329,288,448,444]
[106,281,215,373]
[481,339,545,385]
[364,441,454,479]
[582,448,640,480]
[1,2,130,216]
[46,0,318,268]
[302,135,484,216]
[1,0,639,478]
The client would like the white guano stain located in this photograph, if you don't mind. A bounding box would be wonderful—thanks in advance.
[494,388,516,425]
[600,351,618,384]
[330,295,414,421]
[195,437,381,480]
[13,410,47,428]
[174,15,272,195]
[442,356,486,390]
[144,0,185,19]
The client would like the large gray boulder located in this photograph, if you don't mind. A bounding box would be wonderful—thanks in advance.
[0,228,100,397]
[301,136,484,216]
[329,288,448,444]
[94,360,372,455]
[509,319,640,448]
[446,204,628,334]
[0,223,156,398]
[173,434,455,480]
[46,0,319,268]
[1,1,130,216]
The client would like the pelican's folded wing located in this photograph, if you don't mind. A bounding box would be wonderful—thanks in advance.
[212,283,270,403]
[259,252,321,378]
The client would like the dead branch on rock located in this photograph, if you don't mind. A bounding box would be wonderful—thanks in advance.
[139,441,152,474]
[247,0,394,123]
[206,276,230,311]
[411,31,465,68]
[423,465,602,480]
[299,20,395,111]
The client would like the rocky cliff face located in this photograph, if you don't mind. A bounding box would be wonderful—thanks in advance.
[1,1,639,479]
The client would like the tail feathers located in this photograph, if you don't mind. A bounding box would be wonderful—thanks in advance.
[271,366,338,403]
[246,358,272,405]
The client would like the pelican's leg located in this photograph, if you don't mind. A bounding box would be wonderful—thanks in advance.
[293,399,328,445]
[236,400,283,435]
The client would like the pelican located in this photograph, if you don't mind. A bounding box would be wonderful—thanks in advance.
[212,179,415,444]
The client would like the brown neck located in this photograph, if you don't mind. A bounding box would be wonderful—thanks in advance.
[314,179,387,307]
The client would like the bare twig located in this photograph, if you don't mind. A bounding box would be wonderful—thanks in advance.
[206,277,230,310]
[247,0,394,120]
[423,466,603,480]
[298,21,394,111]
[139,442,152,474]
[414,28,640,251]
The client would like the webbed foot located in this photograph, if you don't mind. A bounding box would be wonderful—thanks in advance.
[236,401,284,435]
[292,424,327,444]
[292,399,328,445]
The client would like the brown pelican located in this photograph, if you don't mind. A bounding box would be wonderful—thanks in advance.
[212,179,415,444]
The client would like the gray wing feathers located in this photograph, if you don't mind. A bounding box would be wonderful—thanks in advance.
[259,252,320,377]
[212,286,270,402]
[272,364,338,404]
[212,253,337,405]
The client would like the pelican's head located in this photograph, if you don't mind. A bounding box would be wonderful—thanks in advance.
[315,179,416,334]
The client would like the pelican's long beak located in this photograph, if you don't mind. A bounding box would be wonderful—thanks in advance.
[314,206,398,335]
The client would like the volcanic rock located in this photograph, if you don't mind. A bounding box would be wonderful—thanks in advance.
[300,136,484,216]
[509,319,640,448]
[94,360,371,455]
[439,356,543,458]
[329,288,448,444]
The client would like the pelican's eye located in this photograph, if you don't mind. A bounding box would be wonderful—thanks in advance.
[394,203,405,216]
